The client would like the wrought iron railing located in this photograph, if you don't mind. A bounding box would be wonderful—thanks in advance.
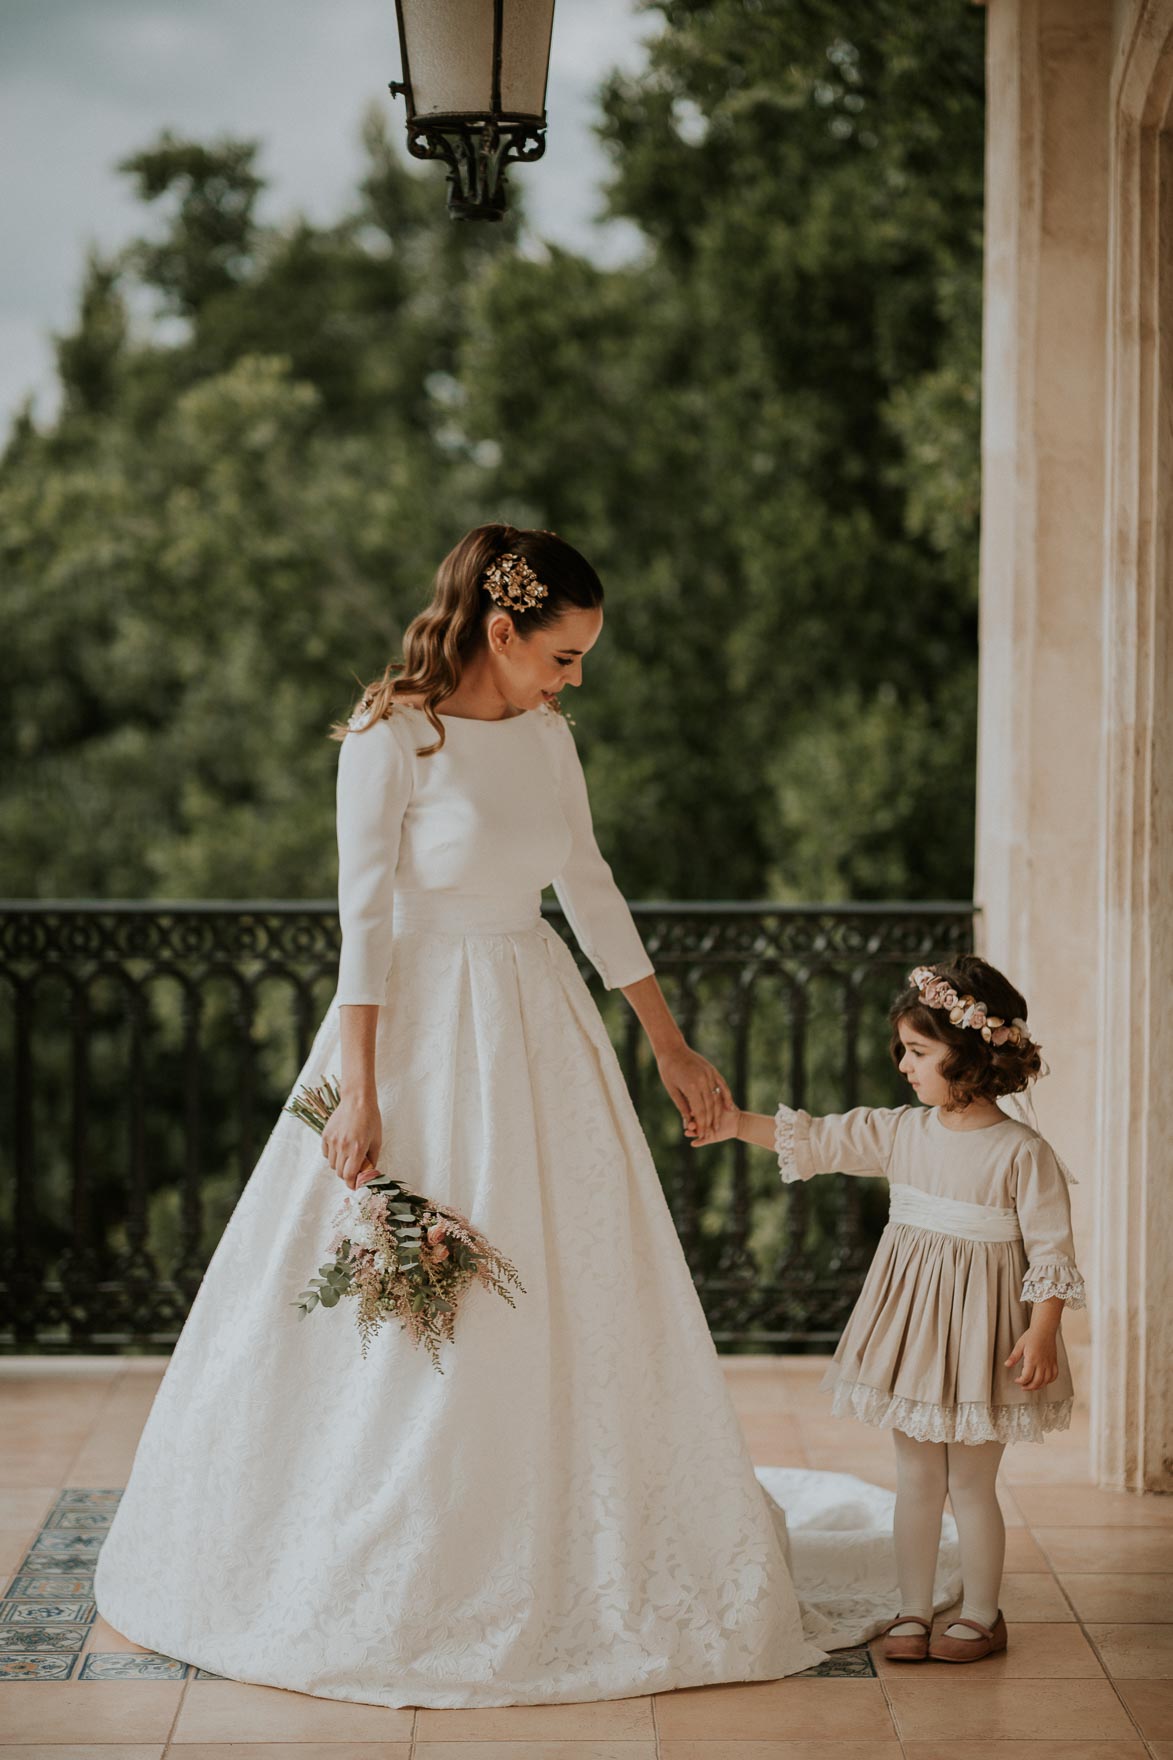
[0,900,974,1352]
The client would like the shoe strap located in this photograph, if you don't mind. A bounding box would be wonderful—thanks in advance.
[947,1616,997,1639]
[882,1615,931,1635]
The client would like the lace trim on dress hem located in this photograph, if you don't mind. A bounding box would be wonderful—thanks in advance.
[825,1376,1074,1444]
[774,1104,806,1184]
[1022,1263,1087,1309]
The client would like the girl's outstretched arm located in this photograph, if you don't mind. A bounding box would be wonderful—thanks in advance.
[689,1100,908,1183]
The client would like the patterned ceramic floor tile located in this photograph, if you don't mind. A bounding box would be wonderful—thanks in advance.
[79,1651,188,1680]
[6,1573,97,1600]
[0,1652,78,1679]
[0,1621,90,1653]
[797,1644,877,1678]
[0,1598,96,1623]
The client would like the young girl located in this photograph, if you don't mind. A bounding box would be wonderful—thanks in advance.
[687,955,1085,1664]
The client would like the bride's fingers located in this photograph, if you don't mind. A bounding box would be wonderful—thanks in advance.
[696,1079,717,1134]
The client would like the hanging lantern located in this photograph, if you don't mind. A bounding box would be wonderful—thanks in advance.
[389,0,556,220]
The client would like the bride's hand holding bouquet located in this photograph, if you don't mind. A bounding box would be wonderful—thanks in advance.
[287,1078,523,1366]
[321,1084,383,1190]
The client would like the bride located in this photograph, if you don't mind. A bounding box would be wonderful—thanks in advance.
[94,524,926,1709]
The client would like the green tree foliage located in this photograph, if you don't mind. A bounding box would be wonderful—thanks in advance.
[0,1,984,905]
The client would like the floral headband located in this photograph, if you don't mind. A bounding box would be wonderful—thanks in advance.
[907,965,1033,1049]
[483,553,549,613]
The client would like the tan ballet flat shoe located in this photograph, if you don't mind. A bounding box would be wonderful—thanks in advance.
[930,1610,1008,1662]
[878,1614,932,1660]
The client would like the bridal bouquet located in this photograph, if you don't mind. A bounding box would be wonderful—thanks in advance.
[286,1077,524,1367]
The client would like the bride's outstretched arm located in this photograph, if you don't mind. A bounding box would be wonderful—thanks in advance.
[621,972,734,1136]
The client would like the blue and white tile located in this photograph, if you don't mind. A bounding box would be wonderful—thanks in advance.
[0,1621,90,1653]
[25,1532,105,1564]
[0,1652,78,1679]
[0,1598,96,1624]
[798,1643,877,1679]
[79,1651,188,1680]
[6,1573,96,1600]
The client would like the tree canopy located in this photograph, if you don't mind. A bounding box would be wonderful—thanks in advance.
[0,0,985,905]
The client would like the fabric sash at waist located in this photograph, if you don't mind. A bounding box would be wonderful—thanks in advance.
[392,889,543,937]
[888,1182,1023,1243]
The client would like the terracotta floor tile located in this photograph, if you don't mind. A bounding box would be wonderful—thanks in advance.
[901,1744,1148,1759]
[871,1621,1102,1678]
[1003,1527,1049,1569]
[658,1744,902,1760]
[1036,1527,1173,1573]
[725,1361,797,1416]
[0,1461,73,1490]
[415,1746,656,1760]
[0,1358,126,1380]
[999,1572,1074,1620]
[801,1453,899,1492]
[883,1676,1135,1741]
[998,1485,1027,1527]
[414,1698,654,1741]
[61,1446,138,1488]
[653,1678,892,1741]
[0,1529,35,1574]
[1151,1745,1173,1759]
[0,1489,57,1528]
[1000,1440,1093,1485]
[170,1680,413,1741]
[0,1749,165,1760]
[81,1613,155,1656]
[1013,1484,1173,1527]
[777,1379,840,1414]
[1114,1677,1173,1738]
[1059,1573,1173,1621]
[1086,1622,1173,1677]
[793,1417,896,1457]
[739,1416,808,1464]
[0,1680,183,1742]
[169,1747,412,1759]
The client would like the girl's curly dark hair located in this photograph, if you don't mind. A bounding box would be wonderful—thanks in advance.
[888,954,1045,1110]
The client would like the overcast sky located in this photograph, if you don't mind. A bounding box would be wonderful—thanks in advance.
[0,0,653,433]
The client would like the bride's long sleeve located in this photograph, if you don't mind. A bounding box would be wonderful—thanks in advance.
[546,712,655,991]
[335,717,413,1005]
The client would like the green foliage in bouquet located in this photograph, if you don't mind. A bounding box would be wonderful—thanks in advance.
[286,1078,524,1366]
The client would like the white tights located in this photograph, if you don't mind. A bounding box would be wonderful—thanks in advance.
[889,1431,1006,1639]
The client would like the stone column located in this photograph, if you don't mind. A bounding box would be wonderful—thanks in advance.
[1092,0,1173,1493]
[975,0,1112,1376]
[977,0,1173,1490]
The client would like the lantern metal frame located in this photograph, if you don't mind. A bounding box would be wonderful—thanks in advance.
[389,0,554,220]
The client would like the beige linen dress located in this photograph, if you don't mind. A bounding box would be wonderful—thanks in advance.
[775,1103,1086,1445]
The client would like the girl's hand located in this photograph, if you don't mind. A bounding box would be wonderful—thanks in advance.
[655,1044,734,1136]
[321,1089,383,1190]
[1005,1326,1060,1391]
[686,1102,743,1148]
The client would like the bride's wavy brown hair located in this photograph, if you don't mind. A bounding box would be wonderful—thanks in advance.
[332,524,604,754]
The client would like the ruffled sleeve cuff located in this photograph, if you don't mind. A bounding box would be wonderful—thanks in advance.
[774,1103,813,1185]
[1022,1261,1087,1309]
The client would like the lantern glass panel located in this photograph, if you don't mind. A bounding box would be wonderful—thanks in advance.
[401,0,494,117]
[499,0,555,116]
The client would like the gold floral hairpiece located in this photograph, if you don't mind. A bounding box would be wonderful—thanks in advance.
[482,552,549,613]
[907,965,1032,1049]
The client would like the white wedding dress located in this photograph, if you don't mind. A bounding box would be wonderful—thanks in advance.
[94,701,958,1708]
